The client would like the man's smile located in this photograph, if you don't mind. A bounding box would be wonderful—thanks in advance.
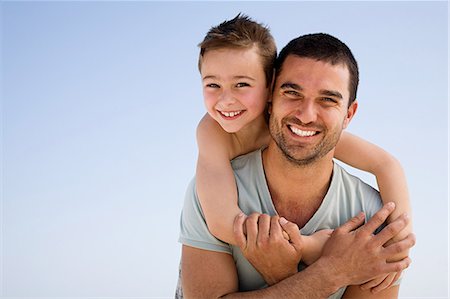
[288,125,319,137]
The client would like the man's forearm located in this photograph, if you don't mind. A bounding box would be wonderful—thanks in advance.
[221,258,340,299]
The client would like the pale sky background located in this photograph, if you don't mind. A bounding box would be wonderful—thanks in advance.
[1,1,448,298]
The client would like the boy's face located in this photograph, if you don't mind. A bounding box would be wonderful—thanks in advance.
[269,55,357,165]
[200,47,270,133]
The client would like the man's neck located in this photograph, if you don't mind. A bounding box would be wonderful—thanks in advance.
[262,141,335,228]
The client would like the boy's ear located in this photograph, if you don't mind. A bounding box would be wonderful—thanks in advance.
[267,100,272,114]
[270,70,276,91]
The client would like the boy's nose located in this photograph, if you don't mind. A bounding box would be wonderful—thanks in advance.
[219,90,237,105]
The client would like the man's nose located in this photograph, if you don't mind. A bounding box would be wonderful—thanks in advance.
[295,100,317,124]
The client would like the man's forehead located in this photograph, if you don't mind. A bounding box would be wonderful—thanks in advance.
[280,55,349,74]
[276,56,350,95]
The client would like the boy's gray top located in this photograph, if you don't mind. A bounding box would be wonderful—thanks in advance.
[179,149,383,298]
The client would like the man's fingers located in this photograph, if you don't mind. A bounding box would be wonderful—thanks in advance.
[233,213,248,249]
[257,214,271,244]
[384,233,416,256]
[373,213,409,247]
[358,202,395,235]
[335,212,365,234]
[385,256,412,273]
[245,213,260,246]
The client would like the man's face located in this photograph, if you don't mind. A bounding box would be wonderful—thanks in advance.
[269,55,357,165]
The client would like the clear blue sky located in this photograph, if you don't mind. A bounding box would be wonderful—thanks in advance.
[1,1,448,298]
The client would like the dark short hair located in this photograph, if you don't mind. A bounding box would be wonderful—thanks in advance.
[198,14,277,88]
[275,33,359,106]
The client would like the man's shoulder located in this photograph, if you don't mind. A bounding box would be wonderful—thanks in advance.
[333,162,379,196]
[230,149,262,171]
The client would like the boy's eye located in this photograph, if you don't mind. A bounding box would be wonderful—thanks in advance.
[236,82,250,88]
[206,83,220,88]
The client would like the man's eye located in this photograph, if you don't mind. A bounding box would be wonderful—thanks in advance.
[236,82,250,88]
[322,97,337,103]
[284,90,300,97]
[206,83,220,88]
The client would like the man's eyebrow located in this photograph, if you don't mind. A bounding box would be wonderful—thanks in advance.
[320,89,343,100]
[280,82,303,90]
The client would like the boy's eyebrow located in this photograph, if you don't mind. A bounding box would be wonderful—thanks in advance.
[320,89,343,100]
[202,75,256,81]
[280,82,303,90]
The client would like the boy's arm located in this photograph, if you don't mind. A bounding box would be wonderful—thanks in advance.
[335,132,412,237]
[335,132,412,291]
[196,114,242,244]
[343,285,399,299]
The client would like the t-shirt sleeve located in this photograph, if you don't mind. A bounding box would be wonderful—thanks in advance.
[178,178,232,254]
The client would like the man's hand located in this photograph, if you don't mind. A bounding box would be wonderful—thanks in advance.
[234,213,303,285]
[322,202,416,289]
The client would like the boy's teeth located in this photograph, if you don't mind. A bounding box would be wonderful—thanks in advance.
[290,126,316,137]
[222,110,242,117]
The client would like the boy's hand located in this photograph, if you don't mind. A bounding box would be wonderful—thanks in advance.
[234,213,303,285]
[359,271,402,293]
[301,229,333,265]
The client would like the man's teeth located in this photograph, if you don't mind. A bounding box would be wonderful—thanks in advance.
[221,110,242,117]
[290,126,316,137]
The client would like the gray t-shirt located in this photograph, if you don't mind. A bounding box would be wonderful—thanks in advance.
[179,149,383,298]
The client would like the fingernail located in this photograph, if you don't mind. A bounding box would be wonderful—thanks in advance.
[387,202,395,208]
[403,213,409,219]
[238,212,245,217]
[279,217,288,225]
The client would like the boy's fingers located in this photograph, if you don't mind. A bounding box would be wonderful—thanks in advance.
[371,273,396,294]
[279,217,301,246]
[360,275,385,291]
[269,216,283,238]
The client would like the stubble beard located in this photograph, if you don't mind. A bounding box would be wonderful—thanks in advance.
[269,115,342,168]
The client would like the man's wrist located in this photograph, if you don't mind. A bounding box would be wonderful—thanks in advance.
[310,256,344,294]
[264,268,298,286]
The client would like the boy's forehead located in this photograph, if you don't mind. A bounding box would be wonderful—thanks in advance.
[200,47,265,75]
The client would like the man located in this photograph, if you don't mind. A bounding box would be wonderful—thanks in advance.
[179,33,415,298]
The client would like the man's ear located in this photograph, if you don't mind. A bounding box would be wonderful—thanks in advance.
[343,100,358,129]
